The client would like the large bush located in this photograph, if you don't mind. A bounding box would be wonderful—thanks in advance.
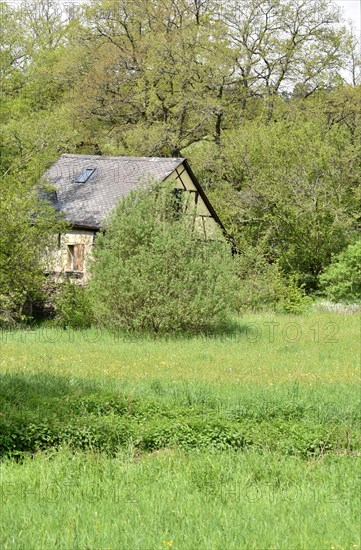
[319,241,361,302]
[89,183,238,334]
[0,173,65,326]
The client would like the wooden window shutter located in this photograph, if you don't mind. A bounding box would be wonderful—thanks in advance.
[73,244,85,271]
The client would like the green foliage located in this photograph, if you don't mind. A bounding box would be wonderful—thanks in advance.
[1,312,360,548]
[1,0,360,314]
[1,386,358,460]
[235,248,284,310]
[234,247,310,313]
[78,0,349,152]
[89,182,238,334]
[276,275,311,314]
[198,115,360,292]
[1,450,359,550]
[320,241,361,302]
[0,172,65,326]
[54,280,94,329]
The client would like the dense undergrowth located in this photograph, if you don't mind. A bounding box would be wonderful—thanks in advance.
[1,374,359,460]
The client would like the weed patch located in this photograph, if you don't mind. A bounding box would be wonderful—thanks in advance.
[1,383,359,459]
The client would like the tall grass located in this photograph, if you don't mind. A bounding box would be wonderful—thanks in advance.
[0,312,359,548]
[0,449,359,549]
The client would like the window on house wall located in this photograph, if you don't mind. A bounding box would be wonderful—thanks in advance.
[67,244,85,271]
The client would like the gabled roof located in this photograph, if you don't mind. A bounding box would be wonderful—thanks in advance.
[43,154,185,229]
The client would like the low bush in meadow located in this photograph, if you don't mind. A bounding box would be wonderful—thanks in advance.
[1,386,359,460]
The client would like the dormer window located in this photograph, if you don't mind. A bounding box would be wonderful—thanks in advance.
[75,167,95,183]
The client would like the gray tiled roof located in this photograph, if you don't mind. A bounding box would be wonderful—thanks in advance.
[43,154,185,228]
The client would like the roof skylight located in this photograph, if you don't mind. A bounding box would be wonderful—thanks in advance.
[75,167,95,183]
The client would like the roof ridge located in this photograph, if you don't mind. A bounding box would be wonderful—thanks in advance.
[60,154,185,162]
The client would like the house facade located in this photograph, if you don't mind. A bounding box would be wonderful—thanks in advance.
[43,154,224,281]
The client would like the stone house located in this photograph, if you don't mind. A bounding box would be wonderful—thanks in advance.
[42,154,225,281]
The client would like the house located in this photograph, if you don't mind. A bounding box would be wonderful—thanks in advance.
[43,154,224,281]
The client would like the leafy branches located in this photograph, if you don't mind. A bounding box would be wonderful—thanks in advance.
[88,182,237,333]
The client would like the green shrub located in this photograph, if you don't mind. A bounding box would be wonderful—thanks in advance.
[88,182,238,334]
[54,280,94,329]
[277,274,311,314]
[319,241,361,302]
[0,292,24,328]
[0,175,66,327]
[235,248,310,313]
[1,391,356,460]
[235,248,285,311]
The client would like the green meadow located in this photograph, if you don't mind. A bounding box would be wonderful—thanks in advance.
[0,312,360,549]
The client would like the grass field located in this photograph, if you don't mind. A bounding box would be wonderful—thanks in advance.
[0,312,360,549]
